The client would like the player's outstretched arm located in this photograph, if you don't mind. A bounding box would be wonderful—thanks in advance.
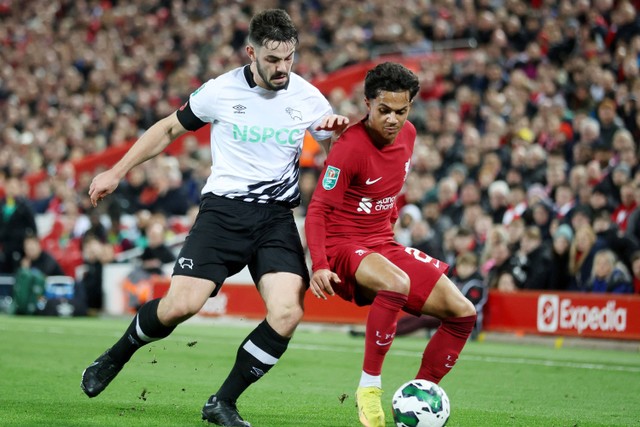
[305,197,341,300]
[315,114,350,153]
[88,112,188,207]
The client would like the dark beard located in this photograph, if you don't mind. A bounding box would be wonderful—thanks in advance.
[256,62,288,91]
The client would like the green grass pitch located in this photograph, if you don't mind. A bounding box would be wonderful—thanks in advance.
[1,315,639,426]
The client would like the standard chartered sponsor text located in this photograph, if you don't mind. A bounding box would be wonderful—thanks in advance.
[375,196,396,211]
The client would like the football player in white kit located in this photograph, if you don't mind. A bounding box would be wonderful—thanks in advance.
[81,9,349,427]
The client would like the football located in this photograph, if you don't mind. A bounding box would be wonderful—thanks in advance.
[391,379,450,427]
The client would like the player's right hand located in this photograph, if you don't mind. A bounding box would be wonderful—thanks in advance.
[88,170,121,207]
[310,269,340,300]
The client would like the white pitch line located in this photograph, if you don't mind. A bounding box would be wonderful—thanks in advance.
[290,343,640,373]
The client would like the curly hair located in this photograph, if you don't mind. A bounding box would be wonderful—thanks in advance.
[364,62,420,101]
[248,9,299,48]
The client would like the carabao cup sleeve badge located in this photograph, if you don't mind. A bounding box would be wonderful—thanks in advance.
[322,166,341,190]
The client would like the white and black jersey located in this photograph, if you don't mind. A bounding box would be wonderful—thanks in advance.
[176,66,333,207]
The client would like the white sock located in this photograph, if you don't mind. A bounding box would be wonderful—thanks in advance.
[359,371,382,388]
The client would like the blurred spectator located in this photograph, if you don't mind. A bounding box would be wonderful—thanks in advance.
[78,234,114,315]
[421,193,451,241]
[485,237,519,289]
[0,175,37,274]
[486,180,510,224]
[410,220,445,262]
[611,181,637,232]
[624,184,640,244]
[506,217,526,253]
[568,224,607,291]
[82,210,108,243]
[450,252,487,337]
[548,224,573,291]
[592,208,639,272]
[586,249,633,294]
[40,205,83,278]
[30,180,53,214]
[515,226,552,290]
[139,157,190,216]
[139,221,176,275]
[20,233,65,277]
[451,226,477,259]
[122,218,174,313]
[596,98,622,150]
[496,271,519,292]
[502,184,527,226]
[553,183,576,220]
[589,185,614,213]
[105,205,136,254]
[526,201,555,241]
[569,204,594,232]
[394,204,422,247]
[569,165,590,206]
[113,167,147,215]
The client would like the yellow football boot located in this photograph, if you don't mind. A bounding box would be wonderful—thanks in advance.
[355,386,385,427]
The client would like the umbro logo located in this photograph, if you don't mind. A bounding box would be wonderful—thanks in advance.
[233,104,246,114]
[251,366,265,377]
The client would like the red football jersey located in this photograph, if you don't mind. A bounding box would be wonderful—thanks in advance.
[309,119,415,247]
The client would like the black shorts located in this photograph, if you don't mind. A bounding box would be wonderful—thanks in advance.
[172,194,309,296]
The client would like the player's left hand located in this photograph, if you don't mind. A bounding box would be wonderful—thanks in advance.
[316,114,349,134]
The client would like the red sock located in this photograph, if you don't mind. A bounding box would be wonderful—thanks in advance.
[416,314,476,383]
[363,290,408,376]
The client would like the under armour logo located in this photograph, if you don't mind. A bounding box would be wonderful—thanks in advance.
[285,107,302,120]
[179,257,194,269]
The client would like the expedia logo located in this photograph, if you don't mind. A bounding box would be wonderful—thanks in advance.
[537,295,627,334]
[537,295,559,332]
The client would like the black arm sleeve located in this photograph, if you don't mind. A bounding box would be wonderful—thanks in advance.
[176,101,207,131]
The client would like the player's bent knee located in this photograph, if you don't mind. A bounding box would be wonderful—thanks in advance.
[268,304,303,336]
[159,297,205,324]
[455,298,476,318]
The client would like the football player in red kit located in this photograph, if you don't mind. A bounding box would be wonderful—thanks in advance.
[305,62,476,427]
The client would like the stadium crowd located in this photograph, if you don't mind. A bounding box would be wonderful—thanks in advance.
[2,0,640,314]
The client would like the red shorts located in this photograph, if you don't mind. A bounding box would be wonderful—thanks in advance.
[326,241,449,316]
